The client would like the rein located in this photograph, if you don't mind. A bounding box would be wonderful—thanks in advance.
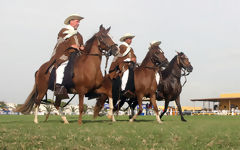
[172,65,191,87]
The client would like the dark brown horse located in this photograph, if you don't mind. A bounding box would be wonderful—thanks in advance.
[16,25,118,125]
[157,52,193,121]
[94,44,168,123]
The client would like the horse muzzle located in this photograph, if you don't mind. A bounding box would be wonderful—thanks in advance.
[186,65,193,72]
[110,44,119,56]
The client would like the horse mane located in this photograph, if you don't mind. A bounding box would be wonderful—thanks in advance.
[140,46,156,66]
[84,34,97,53]
[140,51,151,66]
[161,55,178,77]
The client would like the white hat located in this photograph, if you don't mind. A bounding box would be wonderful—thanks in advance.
[150,40,161,47]
[64,14,84,25]
[120,33,135,42]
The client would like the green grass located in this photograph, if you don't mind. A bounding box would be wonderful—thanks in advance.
[0,115,240,150]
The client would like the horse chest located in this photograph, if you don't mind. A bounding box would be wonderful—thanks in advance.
[163,78,182,100]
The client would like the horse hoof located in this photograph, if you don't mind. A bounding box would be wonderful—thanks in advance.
[64,121,69,124]
[182,119,187,122]
[129,119,134,122]
[34,120,38,124]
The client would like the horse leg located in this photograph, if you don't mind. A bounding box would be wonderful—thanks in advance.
[107,97,116,122]
[175,96,186,122]
[34,91,46,124]
[34,105,39,124]
[130,94,143,122]
[160,100,170,120]
[94,94,108,118]
[150,94,162,124]
[129,99,138,119]
[58,107,69,124]
[52,96,69,124]
[78,94,84,125]
[44,112,50,122]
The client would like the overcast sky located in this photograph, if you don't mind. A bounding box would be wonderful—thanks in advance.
[1,0,240,107]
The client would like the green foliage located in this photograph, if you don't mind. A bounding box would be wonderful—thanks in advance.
[0,101,7,109]
[0,115,240,149]
[43,105,54,113]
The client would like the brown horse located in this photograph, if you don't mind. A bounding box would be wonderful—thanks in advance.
[16,25,119,125]
[94,44,168,123]
[158,52,193,121]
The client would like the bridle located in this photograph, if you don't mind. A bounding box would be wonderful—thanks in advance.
[88,34,118,75]
[174,55,192,87]
[144,48,166,70]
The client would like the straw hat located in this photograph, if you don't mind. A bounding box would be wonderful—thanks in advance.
[64,14,84,25]
[150,40,161,47]
[120,33,135,42]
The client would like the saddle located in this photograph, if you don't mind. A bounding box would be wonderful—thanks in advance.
[48,51,79,93]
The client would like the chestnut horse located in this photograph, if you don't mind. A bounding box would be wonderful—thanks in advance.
[94,44,168,123]
[16,25,118,125]
[124,52,193,121]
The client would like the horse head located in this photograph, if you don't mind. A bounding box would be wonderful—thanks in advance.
[176,51,193,73]
[95,25,119,56]
[149,43,169,68]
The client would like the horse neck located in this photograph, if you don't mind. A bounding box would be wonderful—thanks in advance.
[163,56,181,79]
[140,52,155,68]
[89,39,102,56]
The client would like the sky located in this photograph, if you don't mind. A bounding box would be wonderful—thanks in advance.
[0,0,240,107]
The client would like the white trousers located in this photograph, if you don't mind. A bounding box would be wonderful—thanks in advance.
[121,69,129,90]
[56,60,69,84]
[155,72,160,85]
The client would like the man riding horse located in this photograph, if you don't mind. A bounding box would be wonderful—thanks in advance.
[48,14,84,99]
[109,33,136,98]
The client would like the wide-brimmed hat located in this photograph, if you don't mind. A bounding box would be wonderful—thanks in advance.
[120,33,135,42]
[150,40,161,47]
[64,14,84,25]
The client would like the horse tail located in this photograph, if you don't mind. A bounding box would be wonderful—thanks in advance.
[15,83,37,114]
[94,94,108,118]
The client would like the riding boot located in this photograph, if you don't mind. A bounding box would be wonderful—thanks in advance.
[54,84,69,99]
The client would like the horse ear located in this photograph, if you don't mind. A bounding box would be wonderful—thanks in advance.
[175,51,180,55]
[99,24,104,31]
[106,26,111,33]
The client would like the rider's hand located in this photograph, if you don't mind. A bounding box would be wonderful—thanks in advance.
[131,57,136,63]
[71,44,80,50]
[80,45,84,51]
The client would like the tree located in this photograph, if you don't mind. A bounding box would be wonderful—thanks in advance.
[0,101,7,109]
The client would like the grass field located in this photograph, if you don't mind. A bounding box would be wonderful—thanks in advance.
[0,115,240,150]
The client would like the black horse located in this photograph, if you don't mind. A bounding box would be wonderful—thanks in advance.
[115,52,193,121]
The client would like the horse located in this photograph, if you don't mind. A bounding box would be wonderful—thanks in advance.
[124,52,193,121]
[16,25,119,125]
[94,44,169,123]
[157,52,193,121]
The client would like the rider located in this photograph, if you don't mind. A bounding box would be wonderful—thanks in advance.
[109,33,136,96]
[49,14,84,99]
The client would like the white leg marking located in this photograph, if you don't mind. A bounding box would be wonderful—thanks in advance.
[107,97,116,122]
[59,108,69,124]
[34,105,39,124]
[155,111,163,124]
